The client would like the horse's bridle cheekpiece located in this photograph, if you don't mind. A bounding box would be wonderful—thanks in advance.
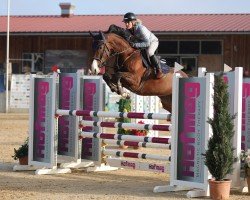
[92,32,136,70]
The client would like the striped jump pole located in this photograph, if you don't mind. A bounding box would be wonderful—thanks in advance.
[103,139,171,149]
[56,109,171,121]
[103,149,171,161]
[80,132,171,144]
[80,121,171,131]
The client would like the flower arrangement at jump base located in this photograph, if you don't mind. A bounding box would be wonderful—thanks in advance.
[240,150,250,192]
[129,120,149,136]
[241,150,250,176]
[12,137,29,165]
[51,65,61,73]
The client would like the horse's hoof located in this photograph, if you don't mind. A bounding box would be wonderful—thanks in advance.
[121,92,130,99]
[125,94,131,99]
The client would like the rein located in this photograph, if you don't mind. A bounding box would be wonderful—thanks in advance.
[93,41,138,70]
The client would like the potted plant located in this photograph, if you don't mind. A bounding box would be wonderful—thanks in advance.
[203,73,237,200]
[12,137,29,165]
[240,150,250,192]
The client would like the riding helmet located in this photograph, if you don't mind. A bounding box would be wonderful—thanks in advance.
[123,12,137,22]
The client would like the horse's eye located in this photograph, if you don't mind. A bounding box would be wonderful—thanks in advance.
[99,46,102,50]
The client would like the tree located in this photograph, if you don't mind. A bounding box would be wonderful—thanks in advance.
[203,73,236,181]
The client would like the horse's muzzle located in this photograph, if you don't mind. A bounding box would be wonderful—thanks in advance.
[91,60,100,75]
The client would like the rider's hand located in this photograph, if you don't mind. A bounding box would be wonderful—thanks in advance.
[129,42,137,48]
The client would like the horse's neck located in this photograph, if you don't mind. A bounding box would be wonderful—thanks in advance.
[110,34,141,60]
[107,33,130,51]
[107,33,143,72]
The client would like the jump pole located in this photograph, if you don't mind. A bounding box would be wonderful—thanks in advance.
[80,131,171,144]
[56,109,171,120]
[102,139,171,149]
[80,120,171,131]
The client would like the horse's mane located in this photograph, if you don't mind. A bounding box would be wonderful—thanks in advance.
[106,24,132,42]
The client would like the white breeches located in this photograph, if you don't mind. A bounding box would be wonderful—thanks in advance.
[147,40,159,56]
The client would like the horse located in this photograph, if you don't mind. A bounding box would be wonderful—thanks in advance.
[89,31,188,112]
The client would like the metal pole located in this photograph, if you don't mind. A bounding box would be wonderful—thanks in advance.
[5,0,10,113]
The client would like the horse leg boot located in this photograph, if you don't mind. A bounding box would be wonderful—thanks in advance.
[150,55,164,79]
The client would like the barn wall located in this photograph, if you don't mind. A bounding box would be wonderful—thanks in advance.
[0,34,250,73]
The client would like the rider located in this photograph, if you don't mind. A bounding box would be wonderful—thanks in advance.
[123,12,163,79]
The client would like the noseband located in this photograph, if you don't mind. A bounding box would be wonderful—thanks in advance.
[93,42,111,67]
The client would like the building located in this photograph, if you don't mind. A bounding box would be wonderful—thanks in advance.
[0,3,250,76]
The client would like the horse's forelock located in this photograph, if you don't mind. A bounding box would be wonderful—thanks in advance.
[92,40,105,51]
[92,32,107,51]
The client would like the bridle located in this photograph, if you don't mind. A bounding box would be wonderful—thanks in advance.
[93,40,138,70]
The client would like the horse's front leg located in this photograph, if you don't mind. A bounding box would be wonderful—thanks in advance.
[117,72,141,94]
[116,75,131,98]
[103,73,119,93]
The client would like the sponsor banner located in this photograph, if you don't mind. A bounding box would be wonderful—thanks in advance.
[81,76,103,161]
[242,78,250,150]
[107,158,168,173]
[177,78,206,183]
[32,78,54,164]
[10,75,30,108]
[58,73,78,157]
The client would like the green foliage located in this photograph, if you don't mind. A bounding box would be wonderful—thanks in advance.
[12,137,29,160]
[117,98,132,135]
[203,73,236,181]
[240,150,250,177]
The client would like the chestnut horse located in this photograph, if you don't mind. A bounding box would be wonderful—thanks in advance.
[90,32,188,112]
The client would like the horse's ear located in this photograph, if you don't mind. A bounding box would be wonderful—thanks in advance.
[89,31,95,38]
[99,31,105,40]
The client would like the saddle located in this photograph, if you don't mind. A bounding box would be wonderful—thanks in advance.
[140,49,170,74]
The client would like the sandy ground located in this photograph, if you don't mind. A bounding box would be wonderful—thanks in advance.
[0,113,249,200]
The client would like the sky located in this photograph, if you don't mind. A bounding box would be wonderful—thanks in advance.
[0,0,250,16]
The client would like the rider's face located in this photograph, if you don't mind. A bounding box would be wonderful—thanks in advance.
[124,21,133,30]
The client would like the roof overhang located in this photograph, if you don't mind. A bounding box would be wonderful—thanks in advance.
[155,31,250,35]
[0,31,250,36]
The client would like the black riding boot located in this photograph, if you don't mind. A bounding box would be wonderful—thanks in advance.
[150,55,163,79]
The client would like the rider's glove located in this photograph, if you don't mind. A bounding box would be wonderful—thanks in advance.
[129,42,137,48]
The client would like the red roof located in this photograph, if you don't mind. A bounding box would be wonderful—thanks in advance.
[0,14,250,34]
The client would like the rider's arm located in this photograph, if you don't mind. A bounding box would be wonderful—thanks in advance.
[133,25,151,48]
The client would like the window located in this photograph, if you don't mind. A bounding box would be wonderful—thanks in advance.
[201,41,222,54]
[179,41,200,54]
[22,53,44,73]
[159,40,222,55]
[44,50,87,73]
[158,41,178,54]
